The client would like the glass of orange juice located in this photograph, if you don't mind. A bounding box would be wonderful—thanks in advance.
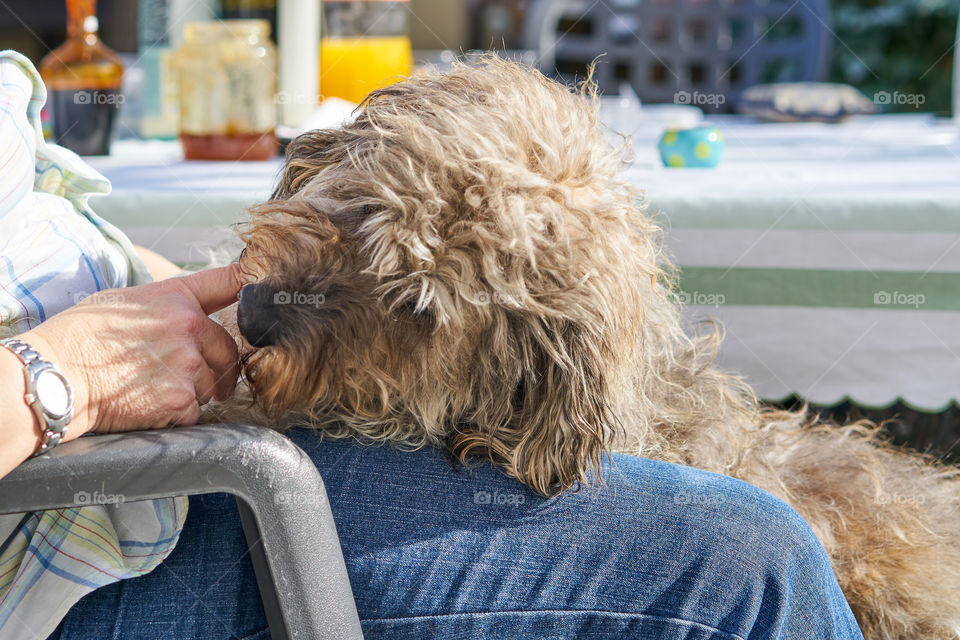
[321,0,414,104]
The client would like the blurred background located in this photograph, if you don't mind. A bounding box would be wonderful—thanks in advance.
[5,0,959,157]
[2,0,959,461]
[3,0,958,113]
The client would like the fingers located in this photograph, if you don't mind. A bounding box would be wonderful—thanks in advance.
[182,324,235,423]
[193,361,217,405]
[174,263,245,315]
[172,397,201,427]
[197,316,240,401]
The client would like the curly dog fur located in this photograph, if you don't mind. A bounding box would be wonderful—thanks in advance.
[230,57,960,639]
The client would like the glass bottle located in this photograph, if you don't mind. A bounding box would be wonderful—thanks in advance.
[39,0,124,156]
[173,20,278,161]
[321,1,414,104]
[954,11,960,123]
[137,0,217,139]
[221,0,279,43]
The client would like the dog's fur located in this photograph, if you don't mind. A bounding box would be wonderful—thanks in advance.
[231,57,960,639]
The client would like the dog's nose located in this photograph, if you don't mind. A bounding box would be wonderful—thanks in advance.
[237,283,283,348]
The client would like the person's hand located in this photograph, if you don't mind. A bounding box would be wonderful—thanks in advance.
[23,264,244,438]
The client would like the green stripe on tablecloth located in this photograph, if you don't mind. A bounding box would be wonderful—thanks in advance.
[677,267,960,311]
[643,199,960,233]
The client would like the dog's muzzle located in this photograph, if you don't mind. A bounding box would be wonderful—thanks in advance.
[237,283,283,348]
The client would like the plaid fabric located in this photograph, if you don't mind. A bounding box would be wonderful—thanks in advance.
[0,51,188,639]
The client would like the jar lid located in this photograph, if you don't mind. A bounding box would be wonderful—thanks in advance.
[183,19,271,44]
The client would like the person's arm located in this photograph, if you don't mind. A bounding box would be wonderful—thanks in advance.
[0,344,55,477]
[134,245,183,281]
[0,263,244,480]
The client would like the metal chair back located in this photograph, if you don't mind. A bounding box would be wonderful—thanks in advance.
[0,424,364,640]
[524,0,832,111]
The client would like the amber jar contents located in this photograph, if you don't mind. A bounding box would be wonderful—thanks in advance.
[39,0,124,155]
[173,21,278,161]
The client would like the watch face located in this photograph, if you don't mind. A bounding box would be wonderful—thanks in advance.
[36,369,71,418]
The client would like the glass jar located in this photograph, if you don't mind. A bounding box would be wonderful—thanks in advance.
[320,1,413,104]
[39,0,124,156]
[173,20,277,161]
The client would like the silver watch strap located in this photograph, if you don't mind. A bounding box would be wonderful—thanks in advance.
[1,337,73,456]
[2,337,43,365]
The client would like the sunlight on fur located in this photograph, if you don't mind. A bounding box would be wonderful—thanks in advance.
[221,56,960,639]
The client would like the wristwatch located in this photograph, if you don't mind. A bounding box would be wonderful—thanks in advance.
[1,337,74,457]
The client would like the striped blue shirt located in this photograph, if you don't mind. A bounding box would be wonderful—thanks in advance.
[0,50,187,640]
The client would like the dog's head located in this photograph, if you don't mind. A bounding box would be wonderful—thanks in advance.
[237,57,668,494]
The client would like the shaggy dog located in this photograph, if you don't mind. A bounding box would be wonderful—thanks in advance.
[229,57,960,639]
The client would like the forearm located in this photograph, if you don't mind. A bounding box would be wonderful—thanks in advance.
[0,330,92,480]
[0,345,42,479]
[134,245,183,281]
[0,264,242,480]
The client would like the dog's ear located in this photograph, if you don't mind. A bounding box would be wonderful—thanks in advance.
[272,130,350,200]
[511,322,619,494]
[453,317,621,496]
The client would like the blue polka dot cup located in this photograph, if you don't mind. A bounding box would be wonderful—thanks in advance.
[658,125,725,168]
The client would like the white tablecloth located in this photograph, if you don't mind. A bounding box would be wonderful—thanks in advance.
[87,114,960,410]
[86,140,280,264]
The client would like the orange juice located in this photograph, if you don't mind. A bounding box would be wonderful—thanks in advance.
[320,36,413,104]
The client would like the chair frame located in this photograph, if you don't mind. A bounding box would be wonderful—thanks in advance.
[525,0,832,109]
[0,424,364,640]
